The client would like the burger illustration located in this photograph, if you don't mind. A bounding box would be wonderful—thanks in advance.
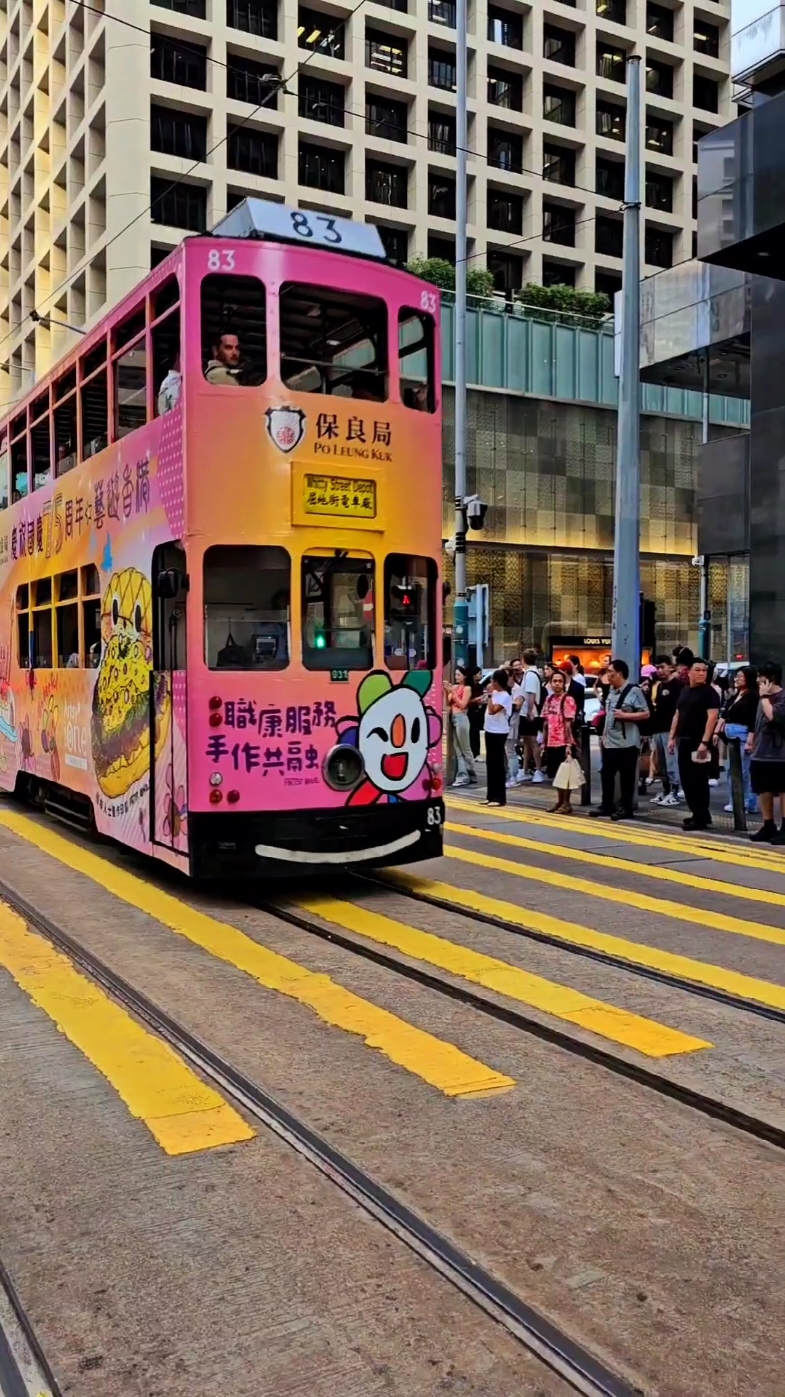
[91,566,170,798]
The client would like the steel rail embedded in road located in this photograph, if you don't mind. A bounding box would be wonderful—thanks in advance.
[266,896,785,1153]
[0,1251,60,1397]
[0,877,642,1397]
[362,872,785,1028]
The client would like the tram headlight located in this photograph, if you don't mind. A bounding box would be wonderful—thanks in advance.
[210,773,223,787]
[323,744,365,792]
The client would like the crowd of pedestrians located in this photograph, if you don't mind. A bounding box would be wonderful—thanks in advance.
[444,645,785,840]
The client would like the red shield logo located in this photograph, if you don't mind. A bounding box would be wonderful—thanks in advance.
[265,407,306,454]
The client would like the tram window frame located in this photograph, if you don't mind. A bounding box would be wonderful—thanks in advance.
[54,390,78,478]
[80,333,109,460]
[279,284,388,400]
[301,549,375,671]
[113,333,148,438]
[200,273,267,388]
[0,436,9,512]
[384,553,437,670]
[153,304,182,416]
[55,569,80,667]
[16,586,30,668]
[203,544,290,671]
[399,308,436,413]
[31,579,54,669]
[11,423,29,501]
[82,564,102,668]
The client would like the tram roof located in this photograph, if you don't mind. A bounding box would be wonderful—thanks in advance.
[210,198,387,263]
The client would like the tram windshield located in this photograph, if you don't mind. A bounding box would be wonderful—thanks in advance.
[302,550,375,669]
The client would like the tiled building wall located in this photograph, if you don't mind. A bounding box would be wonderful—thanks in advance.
[442,386,704,655]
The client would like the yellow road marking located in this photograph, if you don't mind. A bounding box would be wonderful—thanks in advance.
[448,820,785,911]
[290,892,710,1059]
[383,869,785,1013]
[443,842,785,950]
[0,902,255,1155]
[447,796,785,877]
[0,810,512,1100]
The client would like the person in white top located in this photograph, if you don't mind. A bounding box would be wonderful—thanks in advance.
[483,669,513,806]
[517,647,545,784]
[157,353,182,416]
[506,658,524,786]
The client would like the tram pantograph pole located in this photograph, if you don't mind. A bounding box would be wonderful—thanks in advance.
[452,0,469,672]
[611,54,642,674]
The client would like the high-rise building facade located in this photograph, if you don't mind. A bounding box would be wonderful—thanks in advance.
[0,0,730,406]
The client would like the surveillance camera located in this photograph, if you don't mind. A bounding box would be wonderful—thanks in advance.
[465,496,488,530]
[444,536,457,556]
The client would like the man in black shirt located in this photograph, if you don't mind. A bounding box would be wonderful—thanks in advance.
[668,658,720,829]
[651,656,683,806]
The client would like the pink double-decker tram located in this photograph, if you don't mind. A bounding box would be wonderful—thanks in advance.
[0,199,445,876]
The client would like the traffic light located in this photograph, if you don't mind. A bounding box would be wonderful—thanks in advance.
[390,582,420,624]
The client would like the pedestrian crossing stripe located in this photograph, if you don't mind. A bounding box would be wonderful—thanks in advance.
[383,869,785,1014]
[444,842,785,950]
[0,809,514,1101]
[288,892,711,1059]
[447,796,785,877]
[0,903,256,1156]
[447,819,785,911]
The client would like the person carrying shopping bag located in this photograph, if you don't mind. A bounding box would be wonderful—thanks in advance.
[541,669,577,810]
[551,748,585,815]
[445,666,478,788]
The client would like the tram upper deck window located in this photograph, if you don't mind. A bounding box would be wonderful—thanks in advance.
[204,544,289,670]
[279,285,388,400]
[201,274,267,386]
[384,554,437,670]
[0,438,8,512]
[399,308,436,412]
[302,550,375,670]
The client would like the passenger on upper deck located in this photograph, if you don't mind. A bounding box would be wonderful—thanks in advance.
[205,333,242,387]
[157,353,182,415]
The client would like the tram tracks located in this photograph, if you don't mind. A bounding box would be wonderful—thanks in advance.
[0,1250,59,1397]
[0,876,642,1397]
[263,886,785,1153]
[364,871,785,1028]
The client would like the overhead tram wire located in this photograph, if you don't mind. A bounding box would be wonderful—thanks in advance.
[65,0,619,203]
[3,0,687,367]
[0,0,378,360]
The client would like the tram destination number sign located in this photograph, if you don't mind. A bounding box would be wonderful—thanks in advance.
[303,473,377,520]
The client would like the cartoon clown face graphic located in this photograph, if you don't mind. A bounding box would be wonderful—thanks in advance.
[337,669,442,805]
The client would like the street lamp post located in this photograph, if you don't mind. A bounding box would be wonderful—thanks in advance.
[611,55,642,673]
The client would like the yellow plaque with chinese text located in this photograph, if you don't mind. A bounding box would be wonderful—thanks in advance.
[302,474,377,520]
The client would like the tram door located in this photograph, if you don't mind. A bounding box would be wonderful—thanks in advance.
[150,543,189,853]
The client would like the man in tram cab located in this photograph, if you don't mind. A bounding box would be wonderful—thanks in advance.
[205,332,242,386]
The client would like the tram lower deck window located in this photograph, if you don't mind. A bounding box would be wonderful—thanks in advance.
[279,285,388,399]
[384,554,437,670]
[302,550,374,670]
[204,545,289,669]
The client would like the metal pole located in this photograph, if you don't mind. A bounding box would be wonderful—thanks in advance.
[611,55,642,673]
[452,0,469,671]
[698,389,711,659]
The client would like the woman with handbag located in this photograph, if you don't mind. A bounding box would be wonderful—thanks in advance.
[541,669,577,812]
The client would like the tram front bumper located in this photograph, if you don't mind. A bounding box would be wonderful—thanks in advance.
[188,800,445,879]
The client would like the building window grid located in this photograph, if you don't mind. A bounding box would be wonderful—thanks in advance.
[0,0,730,368]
